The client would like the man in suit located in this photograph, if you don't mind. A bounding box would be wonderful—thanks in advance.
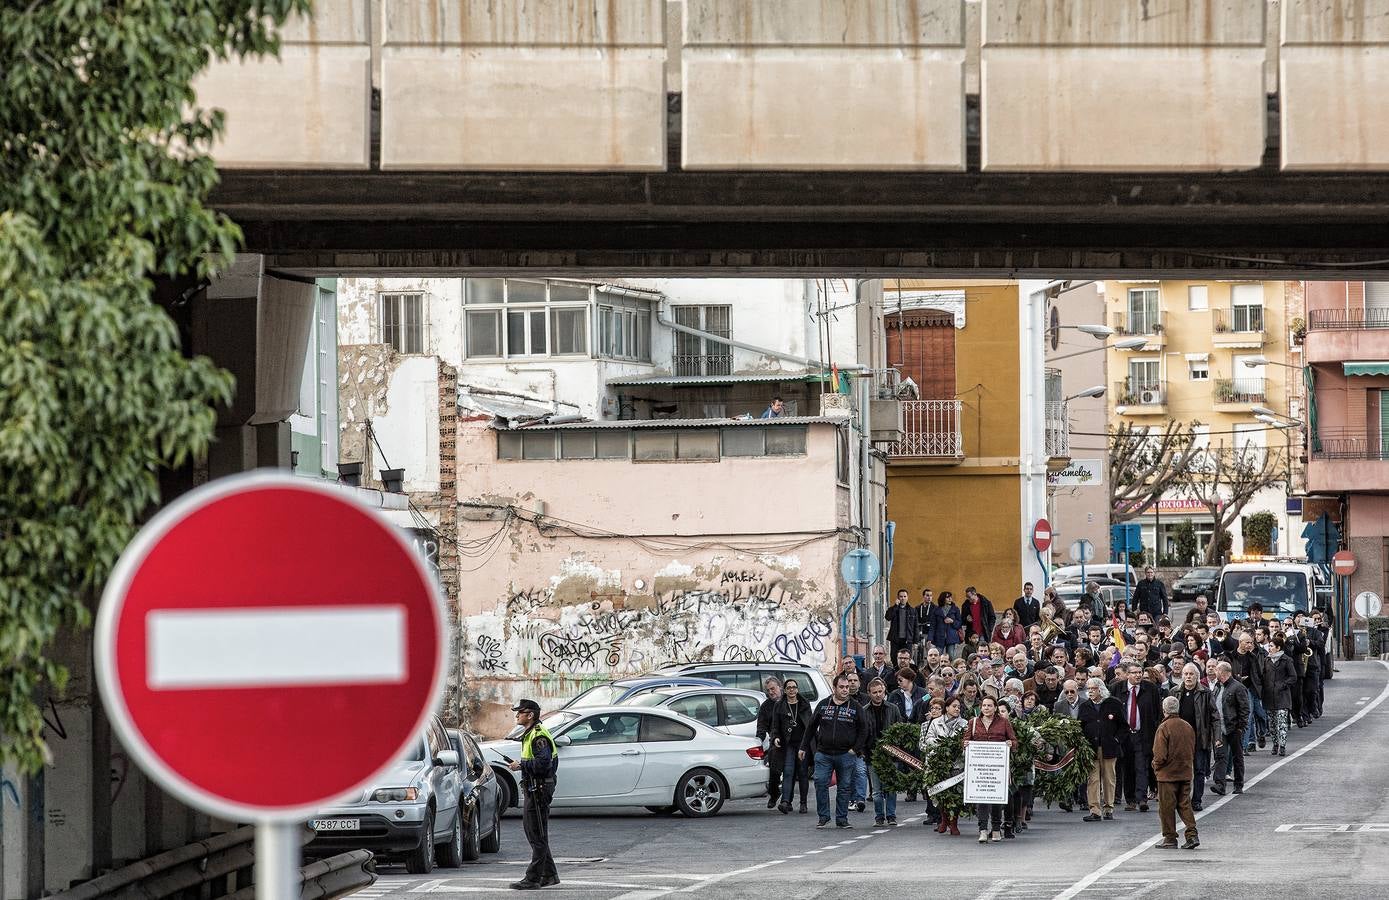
[1013,582,1042,629]
[885,589,920,660]
[1133,566,1169,620]
[961,586,996,646]
[861,645,894,687]
[1116,661,1162,812]
[1209,660,1251,796]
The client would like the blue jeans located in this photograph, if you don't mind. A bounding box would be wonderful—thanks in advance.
[854,755,868,802]
[780,748,809,805]
[1245,695,1268,748]
[813,751,856,823]
[869,769,896,819]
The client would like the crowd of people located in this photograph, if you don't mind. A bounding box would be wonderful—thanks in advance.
[755,571,1336,848]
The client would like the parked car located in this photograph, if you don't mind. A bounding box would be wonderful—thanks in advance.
[1051,563,1139,588]
[1053,580,1128,611]
[1171,567,1222,602]
[306,717,467,874]
[649,660,831,704]
[562,676,723,711]
[481,706,766,817]
[446,728,504,857]
[619,686,766,738]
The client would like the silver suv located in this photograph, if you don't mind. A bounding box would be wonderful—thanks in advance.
[651,661,831,704]
[306,716,465,874]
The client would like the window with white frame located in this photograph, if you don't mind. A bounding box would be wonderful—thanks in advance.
[1127,288,1160,334]
[1231,284,1264,332]
[379,292,425,354]
[1233,422,1267,468]
[673,305,733,375]
[596,289,652,362]
[1188,285,1209,311]
[1188,357,1209,381]
[463,278,591,359]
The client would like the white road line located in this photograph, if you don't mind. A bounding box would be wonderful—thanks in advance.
[804,850,823,854]
[1052,661,1389,900]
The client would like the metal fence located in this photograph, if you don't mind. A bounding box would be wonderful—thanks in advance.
[672,352,733,376]
[1314,427,1383,460]
[1212,306,1265,333]
[1113,379,1166,406]
[890,399,963,457]
[1044,400,1069,458]
[1308,307,1389,330]
[1213,376,1266,403]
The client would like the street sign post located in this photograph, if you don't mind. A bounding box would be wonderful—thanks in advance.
[1032,518,1052,587]
[1069,538,1096,591]
[840,548,881,662]
[95,474,447,900]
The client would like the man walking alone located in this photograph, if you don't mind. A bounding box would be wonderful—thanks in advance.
[801,673,868,829]
[1152,695,1200,850]
[508,699,559,890]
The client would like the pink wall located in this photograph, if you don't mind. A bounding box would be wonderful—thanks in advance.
[1348,494,1389,538]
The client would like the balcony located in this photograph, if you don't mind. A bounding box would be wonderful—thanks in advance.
[673,352,733,377]
[1110,312,1165,350]
[1308,427,1389,492]
[1044,400,1070,462]
[1305,307,1389,364]
[1113,379,1168,415]
[888,400,964,462]
[1213,376,1266,410]
[1211,306,1265,348]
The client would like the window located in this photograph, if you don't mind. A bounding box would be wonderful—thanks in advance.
[722,428,764,457]
[1233,423,1267,467]
[837,428,851,484]
[677,431,720,460]
[765,428,808,456]
[1191,425,1213,472]
[1231,284,1264,332]
[668,695,720,727]
[560,431,596,459]
[380,293,425,354]
[463,278,590,358]
[597,302,652,361]
[1127,289,1160,335]
[596,431,629,459]
[634,431,676,460]
[723,694,762,727]
[564,713,641,745]
[673,305,733,375]
[1188,285,1209,311]
[496,431,557,460]
[1188,358,1209,381]
[640,715,696,743]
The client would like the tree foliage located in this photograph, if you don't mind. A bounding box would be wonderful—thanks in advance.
[1242,511,1279,556]
[0,0,309,772]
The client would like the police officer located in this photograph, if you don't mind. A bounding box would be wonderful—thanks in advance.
[508,699,559,890]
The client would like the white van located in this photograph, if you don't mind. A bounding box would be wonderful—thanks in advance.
[1215,561,1318,619]
[1050,563,1140,589]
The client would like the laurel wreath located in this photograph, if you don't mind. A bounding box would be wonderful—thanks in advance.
[1028,712,1097,806]
[920,729,969,819]
[869,723,925,794]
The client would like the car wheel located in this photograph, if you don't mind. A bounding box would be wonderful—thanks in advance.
[404,809,436,874]
[492,768,515,809]
[436,807,464,868]
[674,768,726,818]
[461,806,482,862]
[644,805,677,815]
[480,798,502,853]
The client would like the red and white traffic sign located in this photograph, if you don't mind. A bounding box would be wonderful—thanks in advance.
[1032,518,1053,553]
[1333,549,1358,577]
[95,474,446,821]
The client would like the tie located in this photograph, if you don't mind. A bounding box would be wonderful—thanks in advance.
[1128,688,1138,730]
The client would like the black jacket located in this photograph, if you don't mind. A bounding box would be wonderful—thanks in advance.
[1302,626,1325,675]
[801,698,868,757]
[1212,677,1251,736]
[1228,649,1265,699]
[756,696,779,741]
[888,686,927,724]
[1114,680,1163,748]
[1013,594,1042,629]
[1170,684,1219,750]
[884,602,920,644]
[860,663,895,687]
[1133,577,1168,618]
[1266,652,1299,711]
[962,596,997,641]
[772,697,813,751]
[1080,696,1126,759]
[863,700,903,755]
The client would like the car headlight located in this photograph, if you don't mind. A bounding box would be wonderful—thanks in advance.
[371,788,419,802]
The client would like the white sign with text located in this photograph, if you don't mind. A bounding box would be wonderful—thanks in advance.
[963,742,1011,805]
[1047,459,1102,488]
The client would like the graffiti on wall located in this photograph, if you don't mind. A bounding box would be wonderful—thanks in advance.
[466,558,835,681]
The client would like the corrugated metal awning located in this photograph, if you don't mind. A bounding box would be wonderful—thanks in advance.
[605,372,828,387]
[498,415,839,431]
[1343,362,1389,376]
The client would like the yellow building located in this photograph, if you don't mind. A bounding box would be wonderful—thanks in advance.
[1104,280,1295,559]
[883,280,1049,614]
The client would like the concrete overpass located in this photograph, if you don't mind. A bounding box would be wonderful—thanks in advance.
[204,0,1389,277]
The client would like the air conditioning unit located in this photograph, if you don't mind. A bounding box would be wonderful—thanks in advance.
[1141,389,1159,404]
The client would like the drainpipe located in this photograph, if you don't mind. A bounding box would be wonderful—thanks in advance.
[504,366,563,414]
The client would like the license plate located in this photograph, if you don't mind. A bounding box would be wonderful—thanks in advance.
[311,819,359,832]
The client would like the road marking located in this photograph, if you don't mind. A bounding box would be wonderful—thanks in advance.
[1276,823,1389,833]
[147,605,406,688]
[804,850,823,854]
[1051,661,1389,900]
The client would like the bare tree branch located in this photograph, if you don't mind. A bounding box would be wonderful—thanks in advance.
[1109,421,1202,523]
[1180,442,1286,564]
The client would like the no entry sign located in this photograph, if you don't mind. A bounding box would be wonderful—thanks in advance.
[1333,550,1358,577]
[95,474,447,822]
[1032,518,1053,553]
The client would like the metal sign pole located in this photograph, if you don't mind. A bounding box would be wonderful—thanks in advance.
[256,821,299,900]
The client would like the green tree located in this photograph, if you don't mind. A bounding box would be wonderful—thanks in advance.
[0,0,309,773]
[1174,519,1199,567]
[1243,512,1278,556]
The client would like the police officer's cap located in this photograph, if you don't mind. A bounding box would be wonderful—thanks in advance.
[511,698,542,714]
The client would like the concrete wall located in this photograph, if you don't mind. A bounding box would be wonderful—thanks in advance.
[1048,281,1111,561]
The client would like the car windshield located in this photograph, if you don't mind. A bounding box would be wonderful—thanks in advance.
[503,710,579,741]
[401,739,425,762]
[566,684,628,709]
[1184,568,1219,579]
[623,692,677,707]
[1220,571,1310,614]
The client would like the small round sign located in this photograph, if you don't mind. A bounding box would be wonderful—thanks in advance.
[1355,591,1382,618]
[1333,550,1358,577]
[1032,518,1053,553]
[1069,539,1096,564]
[95,473,447,822]
[840,548,881,588]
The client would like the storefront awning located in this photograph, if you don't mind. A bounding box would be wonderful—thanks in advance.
[1342,362,1389,376]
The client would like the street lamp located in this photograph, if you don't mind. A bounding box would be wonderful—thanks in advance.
[1256,414,1295,428]
[1252,405,1296,421]
[1049,336,1148,362]
[1242,355,1300,370]
[1065,385,1106,401]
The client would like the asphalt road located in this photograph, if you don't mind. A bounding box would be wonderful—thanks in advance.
[352,658,1389,899]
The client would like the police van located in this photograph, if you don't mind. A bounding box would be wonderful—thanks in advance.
[1215,558,1322,619]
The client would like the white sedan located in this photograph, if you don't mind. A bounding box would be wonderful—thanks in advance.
[480,705,766,817]
[618,686,766,739]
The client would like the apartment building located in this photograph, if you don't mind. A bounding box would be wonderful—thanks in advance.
[882,280,1052,606]
[336,277,891,731]
[1105,280,1296,562]
[1304,281,1389,606]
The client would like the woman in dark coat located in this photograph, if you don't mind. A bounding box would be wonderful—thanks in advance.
[1078,676,1125,821]
[928,591,964,657]
[1265,634,1300,757]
